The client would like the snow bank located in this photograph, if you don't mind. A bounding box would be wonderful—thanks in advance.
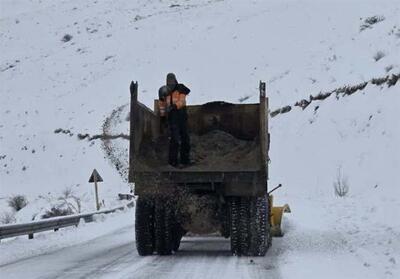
[0,207,134,266]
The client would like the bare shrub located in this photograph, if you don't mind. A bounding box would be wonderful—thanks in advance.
[385,65,394,73]
[8,195,28,211]
[40,187,82,219]
[360,15,385,31]
[58,187,81,213]
[42,207,73,219]
[373,51,385,62]
[61,34,73,42]
[333,167,349,197]
[0,211,16,224]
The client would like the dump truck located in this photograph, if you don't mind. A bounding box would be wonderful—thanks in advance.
[129,81,288,256]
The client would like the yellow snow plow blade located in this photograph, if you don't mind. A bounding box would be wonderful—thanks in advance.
[269,195,291,237]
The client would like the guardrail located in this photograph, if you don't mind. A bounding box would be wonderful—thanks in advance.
[0,201,134,241]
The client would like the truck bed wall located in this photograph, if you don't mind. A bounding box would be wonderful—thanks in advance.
[186,102,259,141]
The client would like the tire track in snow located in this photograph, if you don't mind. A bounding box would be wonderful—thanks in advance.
[1,231,283,279]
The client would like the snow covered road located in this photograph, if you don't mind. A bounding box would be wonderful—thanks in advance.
[2,197,398,279]
[1,225,281,279]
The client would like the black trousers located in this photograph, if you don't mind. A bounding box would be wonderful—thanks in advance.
[168,109,190,165]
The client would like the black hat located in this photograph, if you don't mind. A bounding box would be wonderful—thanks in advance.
[166,73,178,89]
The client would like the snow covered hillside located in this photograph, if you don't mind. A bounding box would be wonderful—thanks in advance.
[1,0,399,278]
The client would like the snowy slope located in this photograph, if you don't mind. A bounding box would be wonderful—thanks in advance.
[1,0,400,278]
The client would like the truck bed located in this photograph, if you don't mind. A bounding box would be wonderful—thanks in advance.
[129,81,269,196]
[135,130,261,173]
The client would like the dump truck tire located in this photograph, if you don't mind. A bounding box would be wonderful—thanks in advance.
[172,223,185,252]
[154,199,173,255]
[229,196,270,256]
[266,197,272,248]
[239,197,250,255]
[135,196,155,256]
[229,197,240,255]
[248,195,269,256]
[220,202,231,238]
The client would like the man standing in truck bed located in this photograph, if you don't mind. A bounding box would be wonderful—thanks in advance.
[158,73,191,167]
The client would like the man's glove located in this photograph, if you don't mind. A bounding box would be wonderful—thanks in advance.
[159,85,170,101]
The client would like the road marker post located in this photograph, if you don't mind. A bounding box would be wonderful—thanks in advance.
[88,169,103,211]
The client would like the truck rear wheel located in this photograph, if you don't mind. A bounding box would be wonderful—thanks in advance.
[135,196,155,256]
[238,197,250,254]
[172,223,185,252]
[154,199,174,255]
[220,202,231,238]
[249,195,270,256]
[229,195,270,256]
[229,197,240,255]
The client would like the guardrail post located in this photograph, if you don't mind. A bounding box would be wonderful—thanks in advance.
[28,233,34,239]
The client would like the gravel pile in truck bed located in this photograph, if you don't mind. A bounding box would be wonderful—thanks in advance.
[138,130,260,172]
[188,130,259,171]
